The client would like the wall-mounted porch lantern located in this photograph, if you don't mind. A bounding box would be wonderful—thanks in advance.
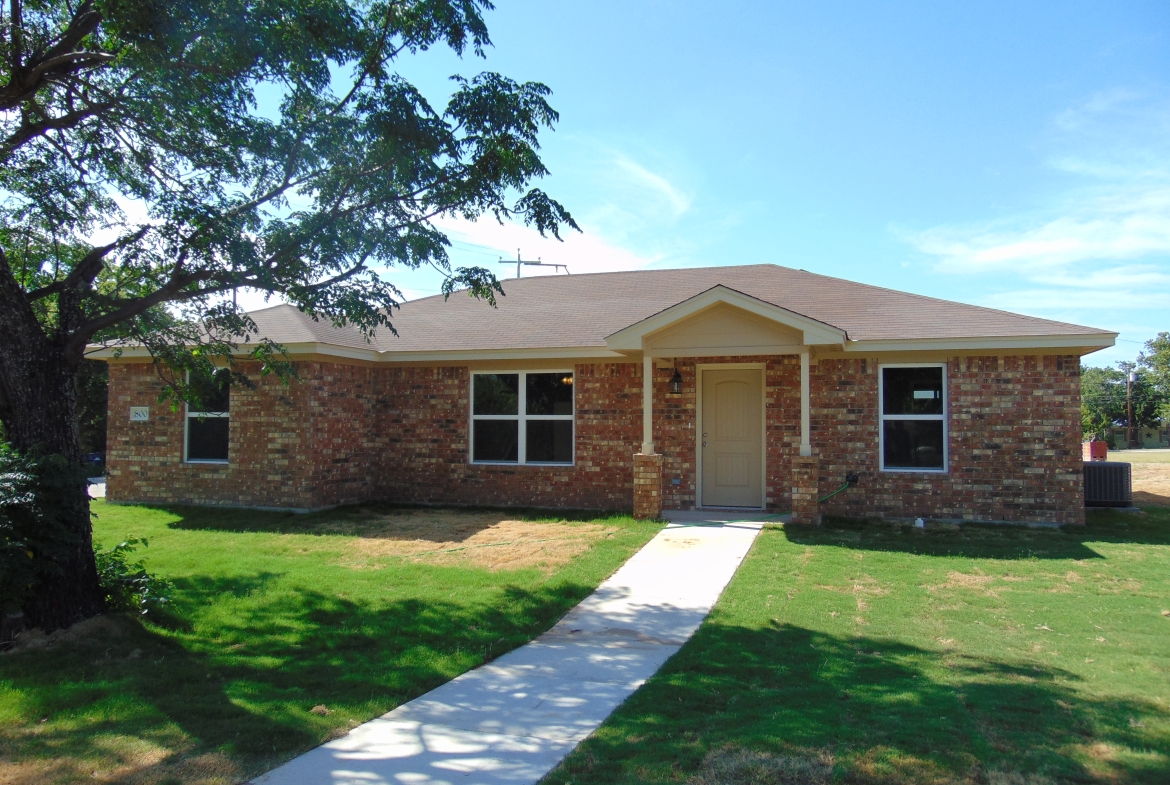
[669,367,683,395]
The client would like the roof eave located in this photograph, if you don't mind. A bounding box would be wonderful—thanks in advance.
[843,333,1117,354]
[86,341,382,363]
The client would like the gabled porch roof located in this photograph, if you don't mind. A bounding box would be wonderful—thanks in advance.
[604,285,847,354]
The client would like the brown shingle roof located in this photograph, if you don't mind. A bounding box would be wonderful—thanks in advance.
[245,264,1112,354]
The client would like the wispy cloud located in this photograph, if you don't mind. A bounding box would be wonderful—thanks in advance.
[611,154,692,217]
[898,90,1170,343]
[906,180,1170,270]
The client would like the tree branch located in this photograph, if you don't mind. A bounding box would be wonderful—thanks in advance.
[1,100,112,159]
[64,269,214,357]
[25,226,149,302]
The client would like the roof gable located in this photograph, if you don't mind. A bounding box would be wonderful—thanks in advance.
[605,285,847,353]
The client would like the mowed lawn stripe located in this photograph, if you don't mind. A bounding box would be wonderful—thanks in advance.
[543,508,1170,785]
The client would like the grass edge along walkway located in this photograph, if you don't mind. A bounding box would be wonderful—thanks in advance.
[0,501,662,785]
[541,507,1170,785]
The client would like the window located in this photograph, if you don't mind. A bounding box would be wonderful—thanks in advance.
[879,364,946,471]
[186,371,230,463]
[471,372,574,464]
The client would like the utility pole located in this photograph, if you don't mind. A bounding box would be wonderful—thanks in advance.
[498,249,569,278]
[1127,370,1137,449]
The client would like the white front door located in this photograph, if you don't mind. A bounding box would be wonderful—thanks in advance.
[701,368,764,508]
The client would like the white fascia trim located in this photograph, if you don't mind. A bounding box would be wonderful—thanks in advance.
[844,333,1117,353]
[377,346,623,362]
[87,341,624,363]
[604,285,847,351]
[86,341,382,362]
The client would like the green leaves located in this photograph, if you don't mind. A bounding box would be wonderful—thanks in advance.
[1140,333,1170,425]
[0,445,91,613]
[94,535,172,614]
[0,0,576,407]
[1080,362,1167,443]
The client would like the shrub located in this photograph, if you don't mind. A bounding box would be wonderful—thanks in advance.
[95,537,172,615]
[0,445,85,614]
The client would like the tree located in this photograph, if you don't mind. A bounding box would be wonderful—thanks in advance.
[1080,365,1125,442]
[0,0,577,630]
[1081,362,1166,446]
[1139,332,1170,424]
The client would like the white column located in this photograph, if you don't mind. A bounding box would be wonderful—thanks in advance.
[641,353,655,455]
[800,350,812,456]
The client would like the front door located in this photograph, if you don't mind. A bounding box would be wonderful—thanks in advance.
[701,368,763,507]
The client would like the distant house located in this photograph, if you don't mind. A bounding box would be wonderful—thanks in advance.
[1109,425,1170,449]
[93,264,1115,524]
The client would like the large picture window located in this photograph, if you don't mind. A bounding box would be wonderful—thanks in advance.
[186,371,230,463]
[880,364,947,471]
[471,371,574,464]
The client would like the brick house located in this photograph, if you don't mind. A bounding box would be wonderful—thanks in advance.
[95,265,1115,524]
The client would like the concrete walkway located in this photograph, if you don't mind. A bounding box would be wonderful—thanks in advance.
[254,517,765,785]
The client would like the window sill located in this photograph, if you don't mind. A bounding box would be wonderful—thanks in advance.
[880,467,948,474]
[185,460,230,465]
[469,461,575,468]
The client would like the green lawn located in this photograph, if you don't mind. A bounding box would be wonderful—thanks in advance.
[0,501,660,785]
[544,508,1170,785]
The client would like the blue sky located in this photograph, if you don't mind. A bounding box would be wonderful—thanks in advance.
[320,1,1169,366]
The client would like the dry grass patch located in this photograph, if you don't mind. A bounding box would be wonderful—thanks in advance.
[326,509,617,571]
[688,748,833,785]
[1132,463,1170,507]
[924,569,1001,597]
[5,613,129,654]
[0,749,248,785]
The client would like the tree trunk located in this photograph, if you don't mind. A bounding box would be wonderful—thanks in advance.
[0,266,104,632]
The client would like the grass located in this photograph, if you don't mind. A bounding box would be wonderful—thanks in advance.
[1115,454,1170,507]
[1109,450,1170,465]
[0,501,661,785]
[543,508,1170,785]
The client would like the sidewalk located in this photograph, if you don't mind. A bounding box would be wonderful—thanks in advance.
[253,518,764,785]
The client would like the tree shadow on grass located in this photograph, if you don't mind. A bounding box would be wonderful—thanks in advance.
[782,507,1170,561]
[160,501,630,543]
[0,575,596,784]
[544,622,1169,785]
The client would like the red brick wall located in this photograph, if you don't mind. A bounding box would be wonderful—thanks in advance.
[375,363,642,509]
[105,353,1084,523]
[106,361,378,509]
[813,355,1084,525]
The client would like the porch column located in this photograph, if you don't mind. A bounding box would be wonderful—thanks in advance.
[800,349,812,456]
[641,353,654,455]
[634,352,662,519]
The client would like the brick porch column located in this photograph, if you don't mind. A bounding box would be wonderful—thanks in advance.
[633,453,664,520]
[791,455,821,525]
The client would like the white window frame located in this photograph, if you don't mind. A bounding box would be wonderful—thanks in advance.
[184,372,230,465]
[470,370,575,466]
[878,362,948,473]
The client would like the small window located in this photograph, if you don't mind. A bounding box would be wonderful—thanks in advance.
[472,371,574,464]
[186,370,230,463]
[880,365,946,471]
